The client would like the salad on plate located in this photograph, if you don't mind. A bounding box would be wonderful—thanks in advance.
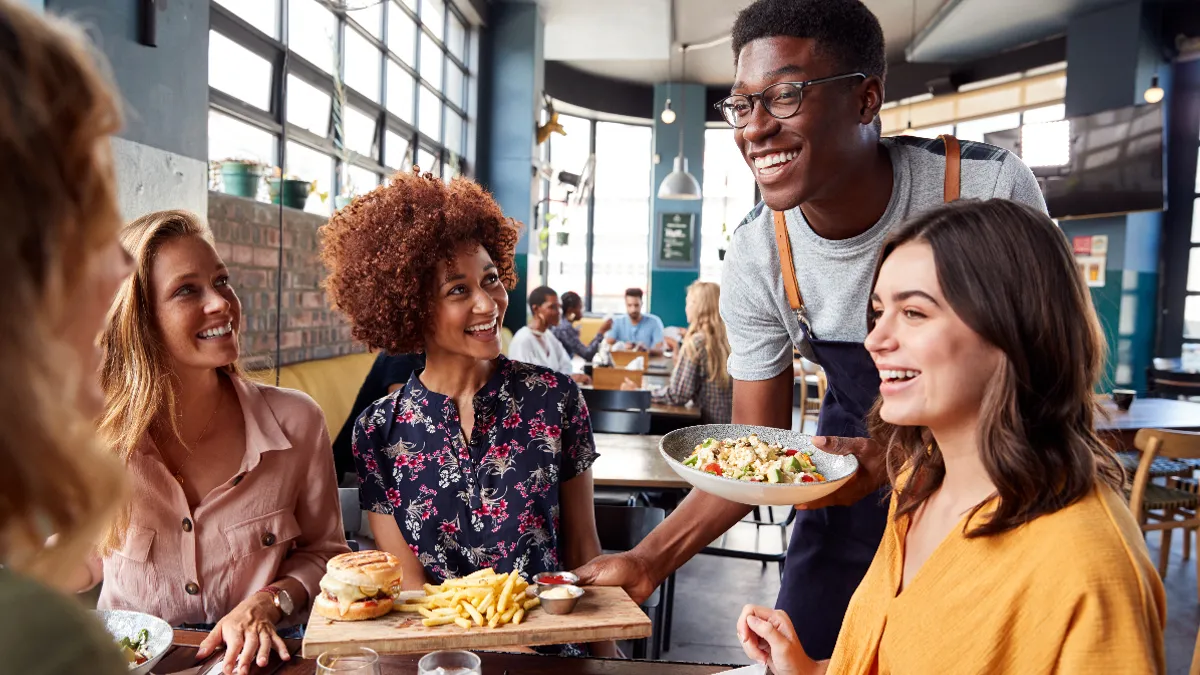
[682,435,826,484]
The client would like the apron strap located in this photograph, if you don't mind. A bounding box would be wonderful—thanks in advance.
[774,210,804,313]
[940,134,961,202]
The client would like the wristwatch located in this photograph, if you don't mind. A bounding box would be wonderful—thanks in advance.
[258,585,294,617]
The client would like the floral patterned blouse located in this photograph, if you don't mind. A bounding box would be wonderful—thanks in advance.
[352,356,599,582]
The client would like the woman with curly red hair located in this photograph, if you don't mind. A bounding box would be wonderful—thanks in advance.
[321,168,604,653]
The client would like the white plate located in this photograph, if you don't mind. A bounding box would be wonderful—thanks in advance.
[94,609,173,675]
[659,424,857,506]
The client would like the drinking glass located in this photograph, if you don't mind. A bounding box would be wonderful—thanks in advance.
[417,650,482,675]
[316,647,381,674]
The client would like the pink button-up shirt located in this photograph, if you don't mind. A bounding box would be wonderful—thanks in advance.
[91,376,350,626]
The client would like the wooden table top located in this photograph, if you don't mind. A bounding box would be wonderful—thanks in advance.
[651,402,702,419]
[156,630,731,674]
[591,433,690,489]
[1096,398,1200,431]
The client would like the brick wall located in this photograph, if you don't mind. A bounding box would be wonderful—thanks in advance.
[207,191,366,370]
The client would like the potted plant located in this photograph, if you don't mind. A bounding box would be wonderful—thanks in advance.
[718,221,730,260]
[545,212,570,246]
[216,158,265,199]
[266,167,326,210]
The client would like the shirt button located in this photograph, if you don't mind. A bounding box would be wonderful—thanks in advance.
[181,518,193,532]
[231,474,244,486]
[185,582,200,595]
[261,532,276,547]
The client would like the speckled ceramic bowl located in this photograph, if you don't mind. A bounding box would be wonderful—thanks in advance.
[659,424,858,506]
[94,609,173,675]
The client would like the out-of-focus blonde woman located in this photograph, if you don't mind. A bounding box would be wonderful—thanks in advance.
[627,281,733,423]
[0,1,135,673]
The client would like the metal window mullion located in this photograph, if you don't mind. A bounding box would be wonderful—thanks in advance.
[585,118,597,312]
[211,89,282,134]
[211,4,285,59]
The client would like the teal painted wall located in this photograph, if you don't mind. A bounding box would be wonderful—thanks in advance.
[1060,0,1165,394]
[649,82,705,328]
[479,1,543,335]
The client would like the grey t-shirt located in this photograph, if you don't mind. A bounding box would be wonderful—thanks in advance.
[720,136,1047,381]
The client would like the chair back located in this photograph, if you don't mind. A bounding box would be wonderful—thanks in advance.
[593,367,643,390]
[799,368,828,418]
[1146,368,1200,399]
[590,409,651,435]
[611,350,649,371]
[594,504,665,553]
[338,487,362,537]
[582,388,651,412]
[1128,429,1200,522]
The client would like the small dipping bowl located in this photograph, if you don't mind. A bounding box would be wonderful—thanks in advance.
[534,584,585,615]
[531,571,579,595]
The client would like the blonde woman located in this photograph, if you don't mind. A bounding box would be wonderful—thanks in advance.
[0,2,134,673]
[628,282,733,424]
[81,211,349,675]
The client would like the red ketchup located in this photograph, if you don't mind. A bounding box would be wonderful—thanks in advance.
[539,574,573,585]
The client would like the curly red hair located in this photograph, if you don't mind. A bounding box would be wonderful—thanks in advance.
[320,167,521,353]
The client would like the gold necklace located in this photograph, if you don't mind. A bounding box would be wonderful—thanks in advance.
[173,391,222,487]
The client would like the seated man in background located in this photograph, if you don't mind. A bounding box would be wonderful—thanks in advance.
[332,351,425,483]
[607,287,665,355]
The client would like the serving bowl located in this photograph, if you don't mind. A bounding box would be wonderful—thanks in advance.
[94,609,173,675]
[659,424,858,506]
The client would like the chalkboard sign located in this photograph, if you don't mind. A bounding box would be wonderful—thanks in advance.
[658,212,694,266]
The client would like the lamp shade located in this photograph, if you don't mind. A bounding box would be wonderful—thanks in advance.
[657,156,702,200]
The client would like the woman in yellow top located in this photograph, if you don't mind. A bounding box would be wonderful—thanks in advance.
[737,199,1165,674]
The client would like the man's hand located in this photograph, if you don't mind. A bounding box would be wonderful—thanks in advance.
[799,435,888,509]
[572,551,658,605]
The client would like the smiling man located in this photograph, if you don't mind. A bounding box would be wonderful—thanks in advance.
[575,0,1047,660]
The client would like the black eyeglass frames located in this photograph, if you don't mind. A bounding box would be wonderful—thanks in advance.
[714,73,867,128]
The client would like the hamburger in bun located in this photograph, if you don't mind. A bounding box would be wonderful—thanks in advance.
[313,550,404,621]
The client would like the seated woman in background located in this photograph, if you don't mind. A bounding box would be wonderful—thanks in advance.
[508,285,589,384]
[0,4,135,672]
[738,200,1164,674]
[551,291,611,361]
[624,282,732,424]
[83,211,349,675]
[321,168,603,656]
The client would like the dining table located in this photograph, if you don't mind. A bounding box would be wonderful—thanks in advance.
[152,630,735,674]
[1096,397,1200,448]
[591,433,690,489]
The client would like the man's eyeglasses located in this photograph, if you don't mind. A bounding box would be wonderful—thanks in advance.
[714,73,866,129]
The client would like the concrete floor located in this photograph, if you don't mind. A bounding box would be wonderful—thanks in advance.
[658,515,1198,673]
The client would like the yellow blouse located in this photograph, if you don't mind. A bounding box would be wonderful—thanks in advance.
[828,483,1165,675]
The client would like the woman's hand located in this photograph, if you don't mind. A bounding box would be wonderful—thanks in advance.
[619,378,640,391]
[599,318,614,334]
[571,373,592,385]
[196,592,290,675]
[737,605,819,675]
[664,336,680,353]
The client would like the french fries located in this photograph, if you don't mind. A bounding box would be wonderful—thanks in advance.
[396,567,538,631]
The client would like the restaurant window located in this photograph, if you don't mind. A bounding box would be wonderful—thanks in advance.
[700,128,756,283]
[544,114,593,302]
[1185,116,1200,345]
[208,0,476,206]
[592,121,653,314]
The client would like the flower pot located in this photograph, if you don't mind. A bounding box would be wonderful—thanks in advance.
[555,232,570,246]
[718,248,727,261]
[220,161,262,199]
[268,178,311,209]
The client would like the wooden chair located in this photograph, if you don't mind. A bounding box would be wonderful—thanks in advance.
[798,367,828,430]
[1127,429,1200,587]
[1191,626,1200,675]
[593,367,643,390]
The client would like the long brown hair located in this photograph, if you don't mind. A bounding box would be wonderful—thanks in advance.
[98,210,244,553]
[683,282,731,386]
[0,0,127,582]
[867,199,1123,537]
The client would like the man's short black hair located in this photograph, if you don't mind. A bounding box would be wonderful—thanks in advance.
[624,288,644,299]
[528,285,557,309]
[731,0,887,83]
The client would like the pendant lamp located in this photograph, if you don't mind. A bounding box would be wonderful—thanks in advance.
[658,44,702,200]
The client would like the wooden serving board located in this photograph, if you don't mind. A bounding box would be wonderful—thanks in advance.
[300,586,652,657]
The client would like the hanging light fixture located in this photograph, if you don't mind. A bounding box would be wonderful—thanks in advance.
[661,97,676,124]
[1143,75,1164,104]
[658,44,702,200]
